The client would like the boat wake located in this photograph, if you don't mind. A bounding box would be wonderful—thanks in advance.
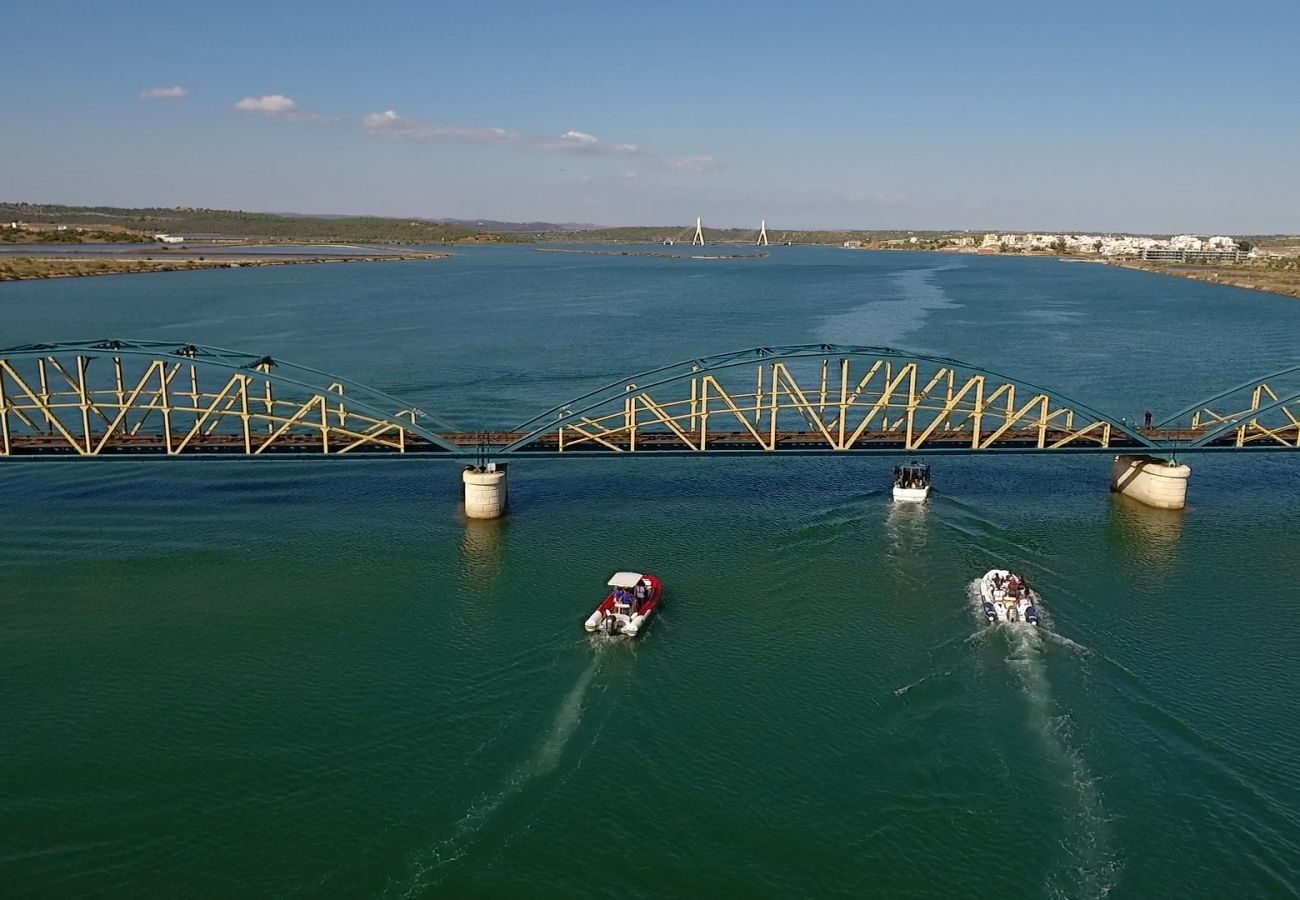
[968,581,1119,898]
[892,670,953,697]
[392,649,603,898]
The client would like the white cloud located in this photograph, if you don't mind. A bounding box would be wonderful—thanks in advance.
[363,110,520,144]
[362,110,643,157]
[233,94,336,125]
[668,154,719,174]
[541,131,640,156]
[234,94,298,115]
[140,86,186,100]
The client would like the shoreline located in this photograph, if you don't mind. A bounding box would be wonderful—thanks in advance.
[1106,260,1300,300]
[0,251,450,283]
[536,246,767,260]
[845,245,1300,300]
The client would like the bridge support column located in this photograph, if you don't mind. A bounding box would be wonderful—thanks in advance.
[1110,454,1190,510]
[463,464,508,519]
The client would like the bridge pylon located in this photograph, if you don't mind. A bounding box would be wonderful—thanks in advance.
[757,219,769,247]
[691,217,705,246]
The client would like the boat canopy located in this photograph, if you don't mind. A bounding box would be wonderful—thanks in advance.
[607,571,645,588]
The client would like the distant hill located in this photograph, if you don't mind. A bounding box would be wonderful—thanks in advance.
[0,203,533,244]
[265,212,596,233]
[1,202,989,247]
[423,218,596,233]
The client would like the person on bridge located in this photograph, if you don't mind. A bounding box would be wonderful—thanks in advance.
[1144,410,1153,429]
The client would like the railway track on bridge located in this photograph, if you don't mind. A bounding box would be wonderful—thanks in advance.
[2,341,1296,458]
[0,428,1248,457]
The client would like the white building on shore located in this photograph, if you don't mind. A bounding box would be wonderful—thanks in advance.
[964,231,1251,261]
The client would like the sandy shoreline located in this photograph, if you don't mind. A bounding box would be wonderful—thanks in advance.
[1107,260,1300,300]
[0,250,450,282]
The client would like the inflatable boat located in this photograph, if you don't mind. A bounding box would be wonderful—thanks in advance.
[584,572,663,637]
[979,569,1039,626]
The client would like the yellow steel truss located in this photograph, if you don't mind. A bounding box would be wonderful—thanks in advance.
[0,352,416,456]
[552,358,1119,452]
[1189,382,1300,448]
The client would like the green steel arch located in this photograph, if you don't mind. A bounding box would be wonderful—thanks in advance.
[500,344,1166,455]
[1156,362,1300,450]
[0,339,462,456]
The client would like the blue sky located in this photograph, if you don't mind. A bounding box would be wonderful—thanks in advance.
[4,0,1298,231]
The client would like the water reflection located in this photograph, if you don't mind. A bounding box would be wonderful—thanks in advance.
[1109,492,1185,570]
[459,518,506,593]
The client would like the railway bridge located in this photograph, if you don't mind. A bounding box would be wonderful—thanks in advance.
[2,340,1297,513]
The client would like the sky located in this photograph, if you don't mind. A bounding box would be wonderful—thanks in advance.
[4,0,1299,232]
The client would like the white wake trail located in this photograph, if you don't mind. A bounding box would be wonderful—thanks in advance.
[966,580,1117,897]
[1003,614,1118,899]
[393,652,602,897]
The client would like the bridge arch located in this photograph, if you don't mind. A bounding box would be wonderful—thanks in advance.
[0,339,460,456]
[1157,362,1300,449]
[501,344,1163,455]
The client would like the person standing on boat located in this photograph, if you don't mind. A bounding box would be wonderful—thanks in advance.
[632,580,647,614]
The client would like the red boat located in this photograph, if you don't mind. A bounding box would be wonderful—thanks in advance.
[584,571,663,637]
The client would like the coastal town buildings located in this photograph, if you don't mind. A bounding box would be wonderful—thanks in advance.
[966,231,1250,261]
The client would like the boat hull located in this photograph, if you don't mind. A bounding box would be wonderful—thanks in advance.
[585,574,663,637]
[893,485,931,503]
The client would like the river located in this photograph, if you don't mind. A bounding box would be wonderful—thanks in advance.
[1,246,1298,898]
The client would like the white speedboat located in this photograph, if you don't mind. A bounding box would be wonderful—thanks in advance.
[584,571,663,637]
[979,569,1039,625]
[892,462,931,502]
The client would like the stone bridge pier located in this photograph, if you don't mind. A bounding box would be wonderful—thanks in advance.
[1110,454,1191,510]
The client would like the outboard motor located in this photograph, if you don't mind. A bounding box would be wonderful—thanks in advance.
[604,615,622,636]
[983,601,997,624]
[1024,604,1038,625]
[1007,605,1020,623]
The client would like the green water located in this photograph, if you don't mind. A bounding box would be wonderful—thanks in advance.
[2,248,1298,898]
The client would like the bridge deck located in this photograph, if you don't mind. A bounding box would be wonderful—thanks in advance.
[0,428,1250,457]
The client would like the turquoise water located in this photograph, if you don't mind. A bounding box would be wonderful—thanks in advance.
[2,248,1298,898]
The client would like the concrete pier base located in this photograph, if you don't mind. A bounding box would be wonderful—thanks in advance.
[1110,454,1190,510]
[463,464,508,519]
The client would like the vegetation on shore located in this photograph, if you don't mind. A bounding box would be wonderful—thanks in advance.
[1114,258,1300,300]
[0,203,993,248]
[0,253,448,282]
[0,203,528,245]
[5,202,1299,299]
[1,226,141,244]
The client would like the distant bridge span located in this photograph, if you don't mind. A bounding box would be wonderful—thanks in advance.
[1,341,1297,459]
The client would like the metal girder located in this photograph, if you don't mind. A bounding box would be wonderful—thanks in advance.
[500,345,1161,455]
[3,340,1297,460]
[1182,388,1300,449]
[0,339,458,457]
[1157,365,1300,449]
